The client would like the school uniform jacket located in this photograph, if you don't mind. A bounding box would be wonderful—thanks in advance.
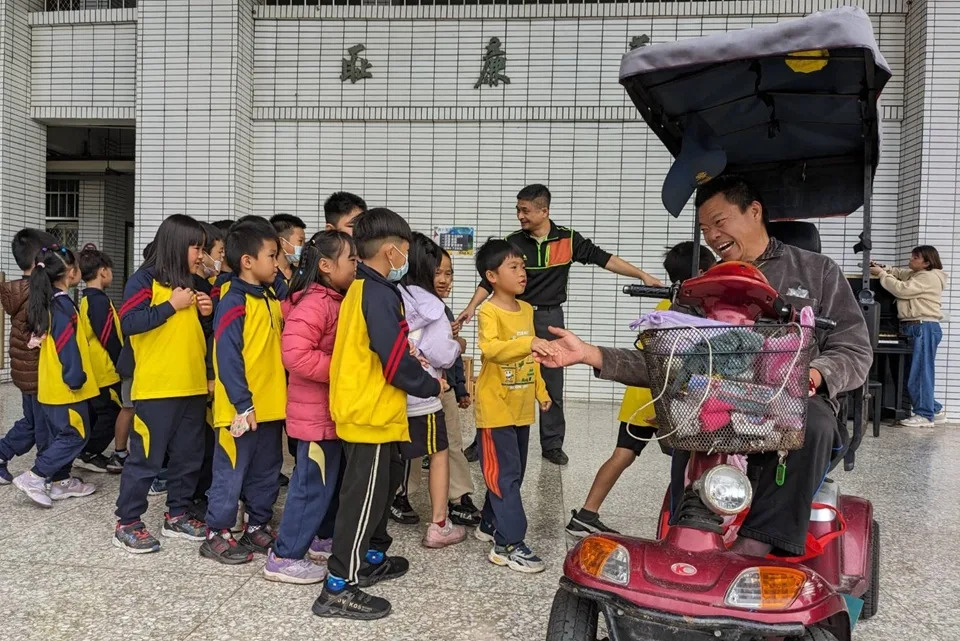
[119,268,207,401]
[79,287,123,389]
[212,277,286,428]
[330,263,442,444]
[38,293,100,406]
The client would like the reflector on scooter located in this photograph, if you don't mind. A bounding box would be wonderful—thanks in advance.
[697,464,752,515]
[578,537,631,586]
[725,567,807,610]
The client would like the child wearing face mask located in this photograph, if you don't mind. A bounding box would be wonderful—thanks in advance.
[271,214,307,284]
[314,208,447,620]
[263,231,358,584]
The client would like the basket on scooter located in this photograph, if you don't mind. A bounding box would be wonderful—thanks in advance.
[637,323,815,454]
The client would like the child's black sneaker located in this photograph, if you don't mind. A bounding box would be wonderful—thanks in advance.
[199,529,254,565]
[74,452,109,473]
[421,456,430,470]
[449,494,481,527]
[0,460,12,485]
[161,512,206,541]
[105,451,127,474]
[565,509,619,538]
[463,442,479,463]
[312,576,391,620]
[357,550,409,587]
[389,494,419,525]
[113,521,161,554]
[475,518,496,543]
[239,524,276,554]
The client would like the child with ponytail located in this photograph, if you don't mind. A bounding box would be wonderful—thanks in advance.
[263,231,357,584]
[12,244,99,507]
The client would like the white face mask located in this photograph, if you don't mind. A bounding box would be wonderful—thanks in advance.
[202,254,221,278]
[282,237,303,264]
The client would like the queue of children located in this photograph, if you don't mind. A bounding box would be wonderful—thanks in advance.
[0,192,684,621]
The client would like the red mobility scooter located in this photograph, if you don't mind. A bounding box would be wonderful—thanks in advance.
[547,7,888,641]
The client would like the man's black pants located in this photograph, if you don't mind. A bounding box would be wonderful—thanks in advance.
[533,306,565,452]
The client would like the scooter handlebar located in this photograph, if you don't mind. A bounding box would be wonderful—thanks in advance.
[623,284,672,299]
[814,316,837,331]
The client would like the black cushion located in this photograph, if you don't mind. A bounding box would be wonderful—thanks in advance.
[768,221,821,254]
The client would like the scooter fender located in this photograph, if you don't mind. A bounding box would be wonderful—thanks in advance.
[563,533,851,638]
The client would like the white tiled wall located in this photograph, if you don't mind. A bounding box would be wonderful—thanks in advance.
[251,7,910,403]
[77,175,134,301]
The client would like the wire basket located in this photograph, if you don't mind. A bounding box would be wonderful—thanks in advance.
[636,323,815,454]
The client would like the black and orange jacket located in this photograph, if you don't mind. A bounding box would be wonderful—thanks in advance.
[119,268,207,401]
[479,221,612,307]
[330,263,442,444]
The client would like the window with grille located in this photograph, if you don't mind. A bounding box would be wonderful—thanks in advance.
[46,179,80,220]
[44,0,136,10]
[258,0,689,4]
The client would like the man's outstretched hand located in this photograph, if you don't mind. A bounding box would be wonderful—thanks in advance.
[533,326,602,369]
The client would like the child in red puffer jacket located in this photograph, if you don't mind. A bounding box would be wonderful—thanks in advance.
[263,231,357,585]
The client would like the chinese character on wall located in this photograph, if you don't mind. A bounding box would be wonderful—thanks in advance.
[475,37,511,89]
[341,44,373,84]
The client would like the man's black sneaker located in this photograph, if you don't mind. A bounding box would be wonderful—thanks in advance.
[421,456,430,470]
[542,448,569,466]
[463,442,479,463]
[199,529,254,565]
[449,494,481,527]
[389,494,419,525]
[74,452,109,473]
[312,581,391,620]
[239,524,276,554]
[357,553,409,588]
[565,509,619,538]
[187,497,208,522]
[106,452,127,474]
[278,473,290,487]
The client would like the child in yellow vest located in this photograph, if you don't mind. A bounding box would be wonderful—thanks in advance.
[566,242,716,537]
[12,245,99,507]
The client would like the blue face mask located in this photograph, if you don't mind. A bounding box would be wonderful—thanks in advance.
[282,237,303,265]
[387,245,409,282]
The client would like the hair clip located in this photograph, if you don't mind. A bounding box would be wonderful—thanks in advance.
[298,269,304,275]
[36,261,45,269]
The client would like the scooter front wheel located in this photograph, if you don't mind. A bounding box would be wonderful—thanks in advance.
[546,587,599,641]
[789,627,840,641]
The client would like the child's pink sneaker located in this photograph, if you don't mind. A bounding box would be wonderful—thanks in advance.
[422,521,467,549]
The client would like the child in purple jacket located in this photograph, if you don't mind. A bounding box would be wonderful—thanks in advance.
[399,233,467,549]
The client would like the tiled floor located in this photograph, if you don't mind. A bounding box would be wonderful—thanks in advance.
[0,382,954,640]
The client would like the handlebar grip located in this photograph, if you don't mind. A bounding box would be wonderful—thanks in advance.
[814,316,837,330]
[623,284,672,299]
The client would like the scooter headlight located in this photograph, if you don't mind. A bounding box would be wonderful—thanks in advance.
[725,567,807,610]
[697,464,752,516]
[578,537,630,586]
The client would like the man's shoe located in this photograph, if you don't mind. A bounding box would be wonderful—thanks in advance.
[389,494,419,525]
[105,452,127,473]
[12,471,52,508]
[356,551,409,588]
[161,513,206,541]
[565,509,619,538]
[542,448,569,465]
[114,521,161,554]
[899,415,935,428]
[463,442,479,463]
[199,529,254,565]
[239,524,276,554]
[475,518,496,543]
[449,495,481,527]
[264,549,326,584]
[489,542,545,573]
[73,452,109,473]
[312,579,391,620]
[49,477,97,500]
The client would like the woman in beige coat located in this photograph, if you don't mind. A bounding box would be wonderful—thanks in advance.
[872,246,948,427]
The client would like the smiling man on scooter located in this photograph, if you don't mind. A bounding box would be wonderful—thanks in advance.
[538,173,873,559]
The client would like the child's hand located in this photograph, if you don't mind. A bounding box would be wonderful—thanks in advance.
[458,395,472,409]
[531,337,558,357]
[247,410,258,432]
[195,291,213,317]
[170,287,194,311]
[207,380,215,397]
[438,377,450,396]
[451,321,460,337]
[540,399,552,412]
[456,336,467,353]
